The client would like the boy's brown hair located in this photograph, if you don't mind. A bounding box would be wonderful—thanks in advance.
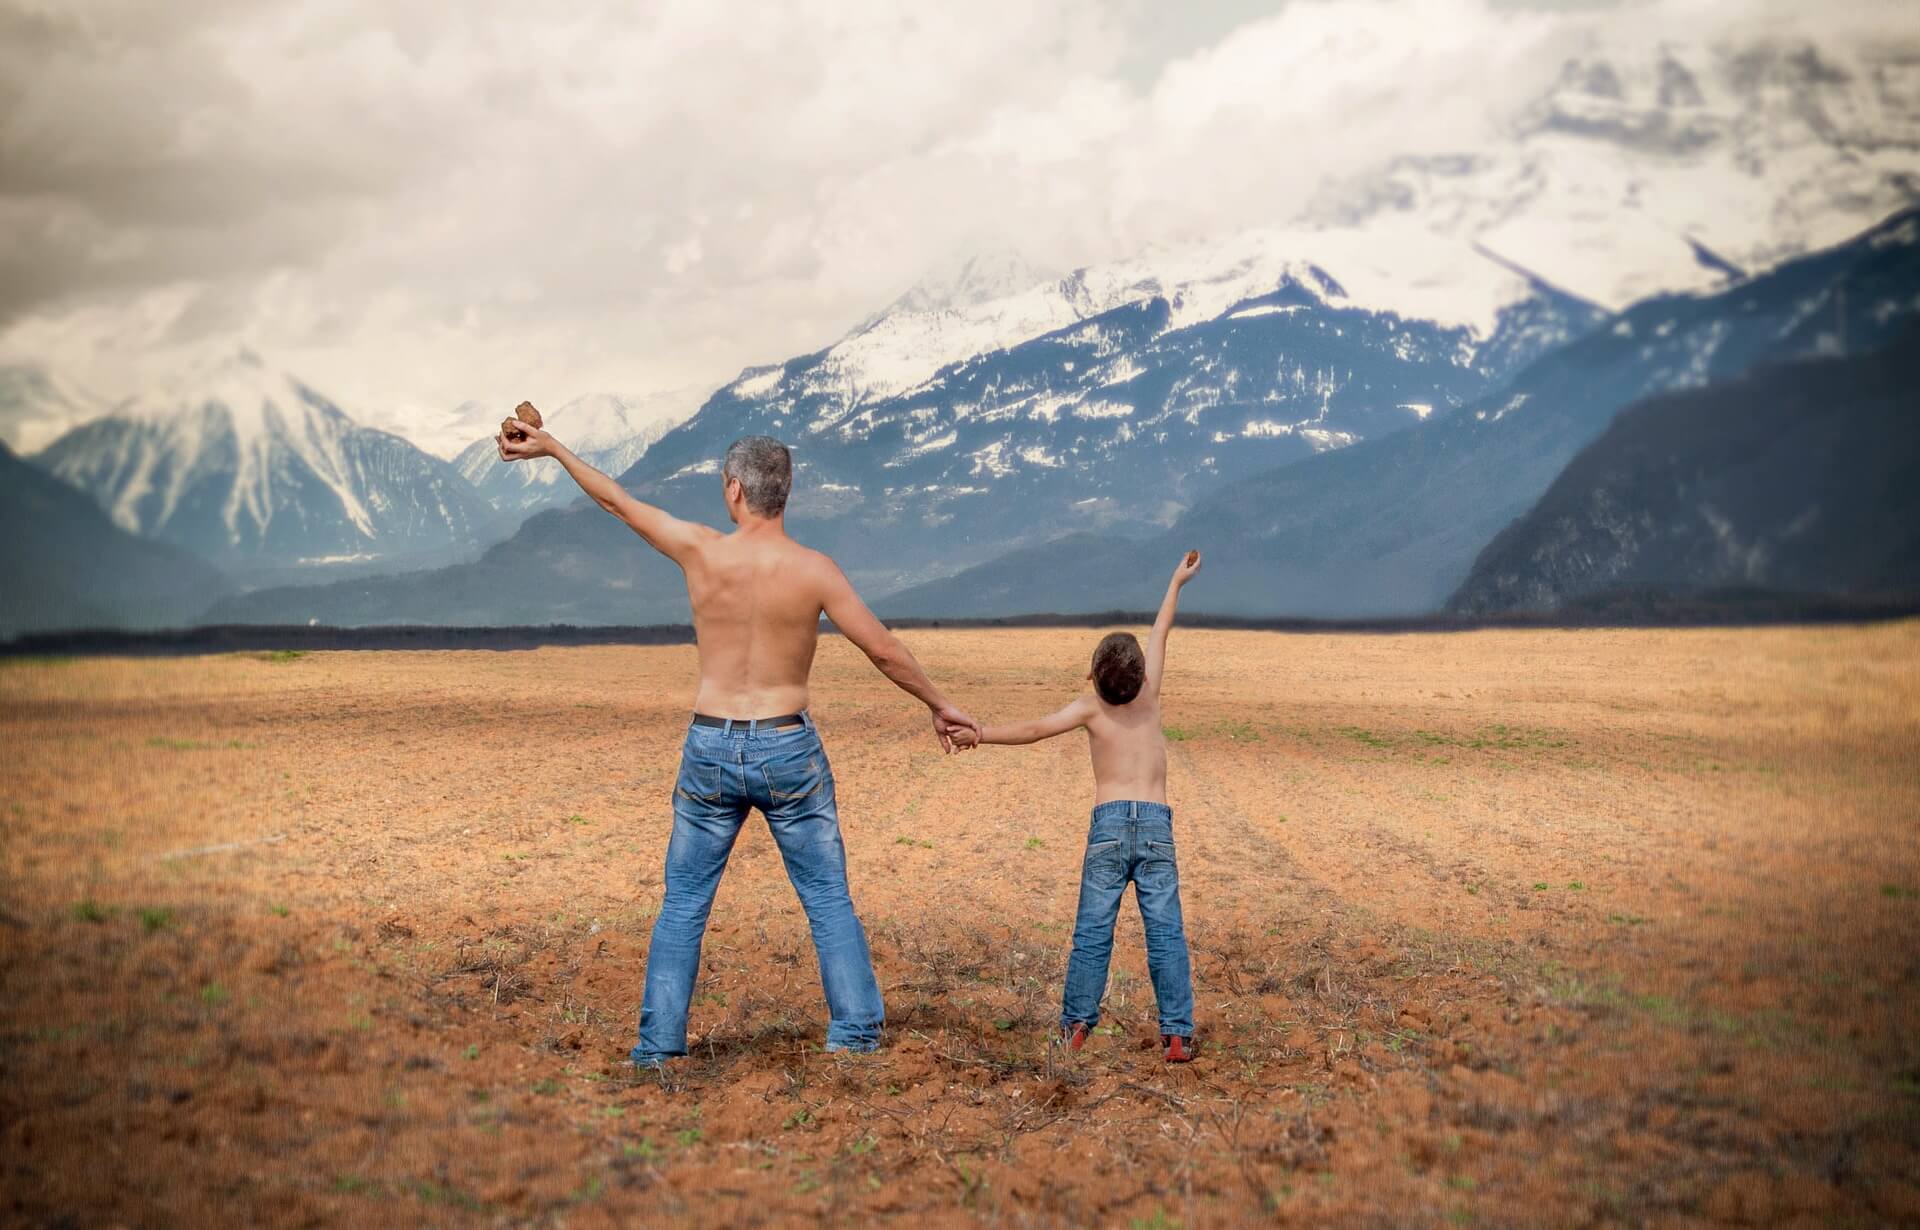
[1090,631,1146,705]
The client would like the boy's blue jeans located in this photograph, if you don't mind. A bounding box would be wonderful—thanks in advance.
[1061,800,1195,1037]
[631,716,884,1065]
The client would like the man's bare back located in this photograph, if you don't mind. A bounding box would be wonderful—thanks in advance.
[496,417,976,746]
[682,531,849,718]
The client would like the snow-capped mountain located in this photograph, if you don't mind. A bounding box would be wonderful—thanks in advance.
[205,262,1600,627]
[622,252,1596,587]
[32,351,500,583]
[1308,36,1920,310]
[452,390,694,516]
[739,218,1564,443]
[884,207,1920,619]
[0,365,105,455]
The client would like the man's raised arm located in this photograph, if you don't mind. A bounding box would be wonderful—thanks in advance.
[817,560,978,753]
[498,414,713,563]
[1144,549,1202,695]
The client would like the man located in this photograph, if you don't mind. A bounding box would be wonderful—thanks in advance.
[496,418,978,1065]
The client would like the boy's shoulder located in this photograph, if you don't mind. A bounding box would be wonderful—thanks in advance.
[1084,687,1162,728]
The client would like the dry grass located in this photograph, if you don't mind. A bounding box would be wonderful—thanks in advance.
[2,623,1919,1225]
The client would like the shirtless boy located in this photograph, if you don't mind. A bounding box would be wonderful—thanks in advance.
[495,420,978,1065]
[955,551,1202,1062]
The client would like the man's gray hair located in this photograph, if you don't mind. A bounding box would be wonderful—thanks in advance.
[722,436,793,516]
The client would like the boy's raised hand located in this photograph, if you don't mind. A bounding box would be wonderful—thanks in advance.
[1173,549,1202,587]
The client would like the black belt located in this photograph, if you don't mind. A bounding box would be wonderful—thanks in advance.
[692,712,806,729]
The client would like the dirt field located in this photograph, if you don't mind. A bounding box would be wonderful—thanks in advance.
[3,624,1919,1227]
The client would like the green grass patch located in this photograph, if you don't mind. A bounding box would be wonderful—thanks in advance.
[70,899,114,924]
[894,835,933,849]
[255,650,306,663]
[1338,726,1391,749]
[139,906,175,933]
[332,1174,384,1197]
[1024,836,1046,850]
[147,736,254,751]
[408,1179,482,1210]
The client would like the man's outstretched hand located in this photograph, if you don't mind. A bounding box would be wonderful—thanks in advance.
[932,703,980,754]
[496,417,557,462]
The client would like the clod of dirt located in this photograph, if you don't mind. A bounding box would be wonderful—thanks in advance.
[502,401,543,442]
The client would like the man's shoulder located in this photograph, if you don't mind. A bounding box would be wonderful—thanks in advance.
[780,542,844,581]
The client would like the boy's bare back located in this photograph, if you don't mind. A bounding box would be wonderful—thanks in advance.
[1082,689,1171,804]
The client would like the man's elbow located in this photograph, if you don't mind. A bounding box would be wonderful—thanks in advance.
[866,643,907,676]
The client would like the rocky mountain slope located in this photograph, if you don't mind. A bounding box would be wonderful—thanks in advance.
[0,440,230,638]
[1446,327,1920,615]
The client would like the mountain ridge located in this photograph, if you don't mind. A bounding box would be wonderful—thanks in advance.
[32,351,503,586]
[878,205,1920,619]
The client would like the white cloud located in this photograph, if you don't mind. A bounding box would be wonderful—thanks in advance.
[0,0,1913,456]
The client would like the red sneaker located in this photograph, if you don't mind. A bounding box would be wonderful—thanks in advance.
[1058,1022,1090,1051]
[1162,1034,1195,1063]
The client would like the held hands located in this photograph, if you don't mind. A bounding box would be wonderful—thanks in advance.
[1172,548,1202,587]
[931,702,981,755]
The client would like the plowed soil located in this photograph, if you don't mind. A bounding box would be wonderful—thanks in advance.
[3,624,1918,1227]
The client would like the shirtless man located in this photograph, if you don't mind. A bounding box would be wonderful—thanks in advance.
[495,420,979,1065]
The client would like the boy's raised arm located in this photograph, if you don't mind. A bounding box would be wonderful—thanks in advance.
[1144,550,1202,694]
[966,695,1096,747]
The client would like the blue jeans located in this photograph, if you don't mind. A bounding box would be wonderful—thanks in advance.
[632,716,884,1065]
[1060,801,1195,1037]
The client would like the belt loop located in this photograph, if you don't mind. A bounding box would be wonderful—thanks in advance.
[1128,801,1138,820]
[723,717,735,735]
[747,717,759,735]
[802,711,814,732]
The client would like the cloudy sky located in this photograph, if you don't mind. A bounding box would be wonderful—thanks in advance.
[0,0,1910,455]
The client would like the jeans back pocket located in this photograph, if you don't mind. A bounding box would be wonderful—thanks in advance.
[764,740,830,802]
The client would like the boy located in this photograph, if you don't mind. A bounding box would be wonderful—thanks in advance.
[955,550,1202,1062]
